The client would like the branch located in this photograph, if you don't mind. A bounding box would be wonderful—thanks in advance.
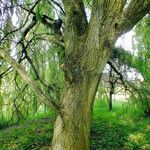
[88,0,126,43]
[112,47,150,81]
[107,60,137,97]
[18,4,63,41]
[17,17,64,89]
[0,66,12,78]
[119,0,150,36]
[50,0,65,15]
[20,17,37,40]
[0,49,61,115]
[107,61,124,84]
[63,0,88,37]
[10,84,28,122]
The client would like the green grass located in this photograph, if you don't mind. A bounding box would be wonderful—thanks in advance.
[0,116,53,150]
[0,100,150,150]
[91,100,150,150]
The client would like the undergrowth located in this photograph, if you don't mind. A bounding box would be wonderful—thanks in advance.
[0,100,150,150]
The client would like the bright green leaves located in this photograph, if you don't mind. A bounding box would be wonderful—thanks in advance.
[35,1,54,22]
[134,15,150,82]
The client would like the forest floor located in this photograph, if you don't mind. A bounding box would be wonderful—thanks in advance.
[0,100,150,150]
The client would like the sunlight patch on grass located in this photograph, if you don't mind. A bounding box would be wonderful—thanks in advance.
[129,133,146,144]
[120,115,135,125]
[141,144,150,150]
[145,125,150,131]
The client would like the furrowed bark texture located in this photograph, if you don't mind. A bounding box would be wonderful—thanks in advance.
[51,1,126,149]
[52,76,100,149]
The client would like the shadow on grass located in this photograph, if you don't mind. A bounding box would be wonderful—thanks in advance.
[0,117,53,150]
[91,119,130,150]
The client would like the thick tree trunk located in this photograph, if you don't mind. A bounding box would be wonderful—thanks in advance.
[51,76,100,150]
[51,20,113,149]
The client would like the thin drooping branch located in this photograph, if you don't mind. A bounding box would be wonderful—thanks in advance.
[10,84,28,122]
[13,17,39,88]
[0,66,12,78]
[12,14,63,94]
[18,3,63,44]
[0,49,61,115]
[107,61,142,99]
[17,19,61,89]
[112,47,150,81]
[119,0,150,36]
[50,0,65,15]
[107,60,138,99]
[107,61,126,88]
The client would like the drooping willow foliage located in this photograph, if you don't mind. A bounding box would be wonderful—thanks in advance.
[131,15,150,115]
[115,15,150,115]
[0,0,64,123]
[97,15,150,114]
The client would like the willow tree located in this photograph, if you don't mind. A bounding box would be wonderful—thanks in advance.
[1,0,150,149]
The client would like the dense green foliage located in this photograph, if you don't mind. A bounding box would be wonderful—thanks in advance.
[0,101,150,150]
[108,15,150,115]
[0,0,64,124]
[133,15,150,115]
[128,15,150,115]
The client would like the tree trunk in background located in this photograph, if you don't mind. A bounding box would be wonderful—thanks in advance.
[109,68,115,111]
[109,89,113,111]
